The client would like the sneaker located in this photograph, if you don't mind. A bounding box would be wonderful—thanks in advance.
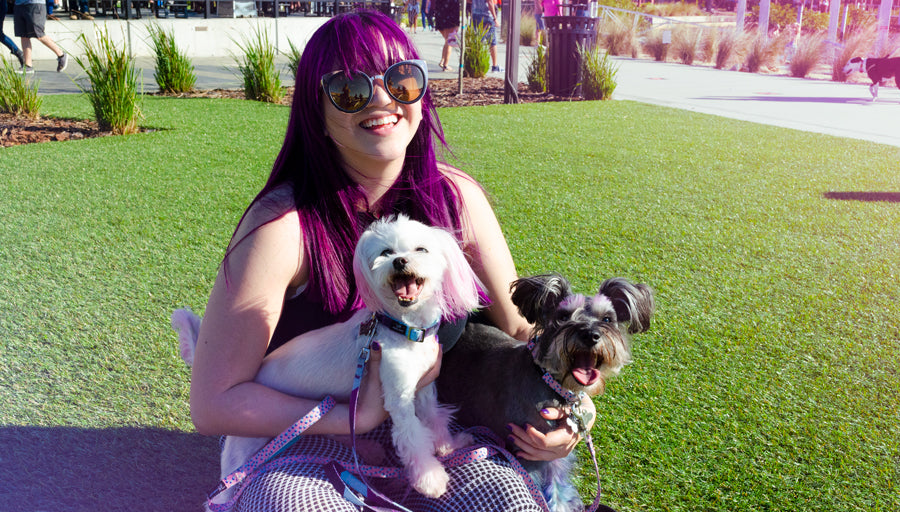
[23,66,34,75]
[491,66,502,73]
[70,13,78,19]
[12,50,24,68]
[57,53,68,72]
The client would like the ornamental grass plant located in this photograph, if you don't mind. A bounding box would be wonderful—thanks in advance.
[643,29,669,62]
[147,23,197,94]
[463,22,491,78]
[284,39,303,79]
[526,43,547,93]
[578,44,618,100]
[234,26,283,103]
[0,57,42,118]
[670,25,702,65]
[789,31,826,79]
[75,28,142,134]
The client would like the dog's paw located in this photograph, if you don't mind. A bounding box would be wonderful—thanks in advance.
[410,460,450,497]
[435,431,473,456]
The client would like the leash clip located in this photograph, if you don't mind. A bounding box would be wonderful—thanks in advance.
[567,392,594,435]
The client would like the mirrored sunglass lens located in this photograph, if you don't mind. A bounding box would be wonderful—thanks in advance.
[386,64,425,103]
[328,73,372,112]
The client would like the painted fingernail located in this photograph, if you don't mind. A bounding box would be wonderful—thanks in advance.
[541,408,550,415]
[505,424,513,431]
[507,435,516,444]
[372,341,381,350]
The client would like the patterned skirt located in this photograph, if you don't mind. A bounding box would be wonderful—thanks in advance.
[233,420,546,512]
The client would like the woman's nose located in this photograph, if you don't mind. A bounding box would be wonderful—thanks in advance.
[369,78,393,106]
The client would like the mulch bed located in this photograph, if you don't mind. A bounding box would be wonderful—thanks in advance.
[1,78,569,148]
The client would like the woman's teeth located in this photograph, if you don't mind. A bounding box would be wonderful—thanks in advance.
[361,115,399,129]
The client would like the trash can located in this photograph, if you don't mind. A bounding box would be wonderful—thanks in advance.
[544,14,599,97]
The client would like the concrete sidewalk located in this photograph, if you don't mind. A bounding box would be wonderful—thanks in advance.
[20,22,900,148]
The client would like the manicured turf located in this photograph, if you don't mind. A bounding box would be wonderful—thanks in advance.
[1,95,897,511]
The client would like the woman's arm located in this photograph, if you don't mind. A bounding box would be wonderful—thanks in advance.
[449,171,531,341]
[448,169,597,459]
[188,193,388,438]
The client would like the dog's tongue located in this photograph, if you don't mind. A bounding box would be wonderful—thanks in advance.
[392,276,422,302]
[572,352,600,386]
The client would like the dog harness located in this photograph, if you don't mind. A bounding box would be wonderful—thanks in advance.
[527,336,607,512]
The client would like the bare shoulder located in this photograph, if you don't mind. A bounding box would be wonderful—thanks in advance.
[232,184,301,247]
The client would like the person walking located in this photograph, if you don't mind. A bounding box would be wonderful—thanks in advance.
[13,0,67,73]
[1,0,25,66]
[472,0,501,72]
[428,0,460,71]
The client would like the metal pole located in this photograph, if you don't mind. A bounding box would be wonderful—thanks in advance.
[458,0,465,94]
[758,0,770,38]
[734,0,746,33]
[503,0,520,103]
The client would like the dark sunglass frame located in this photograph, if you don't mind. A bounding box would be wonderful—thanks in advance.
[320,59,429,114]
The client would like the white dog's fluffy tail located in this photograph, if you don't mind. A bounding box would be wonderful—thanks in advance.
[171,308,202,367]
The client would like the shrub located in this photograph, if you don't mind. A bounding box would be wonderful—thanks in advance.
[789,31,825,78]
[641,1,703,17]
[833,25,876,81]
[671,25,702,65]
[147,24,196,94]
[714,29,740,69]
[0,58,42,118]
[75,28,142,135]
[579,43,618,100]
[643,28,669,62]
[599,14,638,57]
[463,22,491,78]
[284,39,303,78]
[234,27,284,103]
[526,43,547,93]
[699,27,717,63]
[744,33,780,73]
[520,12,537,47]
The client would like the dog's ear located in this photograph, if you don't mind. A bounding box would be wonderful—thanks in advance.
[599,278,654,334]
[511,273,572,326]
[436,229,483,318]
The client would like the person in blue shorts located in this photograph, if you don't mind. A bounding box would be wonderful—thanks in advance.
[472,0,501,72]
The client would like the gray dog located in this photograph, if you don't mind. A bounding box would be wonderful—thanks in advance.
[437,273,654,512]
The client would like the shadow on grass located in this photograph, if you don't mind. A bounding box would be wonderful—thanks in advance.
[1,425,219,512]
[823,191,900,203]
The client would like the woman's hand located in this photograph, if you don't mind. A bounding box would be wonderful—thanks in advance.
[506,396,596,461]
[354,337,441,432]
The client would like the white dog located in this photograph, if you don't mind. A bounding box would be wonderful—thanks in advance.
[173,215,481,508]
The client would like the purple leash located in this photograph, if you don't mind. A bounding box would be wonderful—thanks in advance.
[528,338,606,512]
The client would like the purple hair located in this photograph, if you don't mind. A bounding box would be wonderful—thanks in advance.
[234,10,462,314]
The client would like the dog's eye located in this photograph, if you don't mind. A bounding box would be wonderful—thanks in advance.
[380,249,394,258]
[602,316,613,323]
[415,247,428,253]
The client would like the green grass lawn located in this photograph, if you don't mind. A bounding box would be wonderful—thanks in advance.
[1,95,898,511]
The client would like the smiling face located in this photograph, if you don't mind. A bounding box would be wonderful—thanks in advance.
[322,48,424,179]
[353,216,448,326]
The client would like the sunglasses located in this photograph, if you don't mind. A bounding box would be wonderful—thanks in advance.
[321,59,429,113]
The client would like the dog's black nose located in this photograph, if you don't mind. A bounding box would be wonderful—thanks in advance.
[393,257,408,271]
[591,331,602,344]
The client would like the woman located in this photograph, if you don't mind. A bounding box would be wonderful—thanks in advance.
[189,10,594,511]
[427,0,460,71]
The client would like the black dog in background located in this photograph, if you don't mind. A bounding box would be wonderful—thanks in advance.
[843,56,900,100]
[438,274,654,512]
